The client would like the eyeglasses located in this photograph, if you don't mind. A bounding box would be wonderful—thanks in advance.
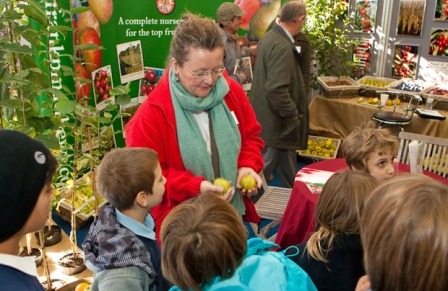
[182,64,225,79]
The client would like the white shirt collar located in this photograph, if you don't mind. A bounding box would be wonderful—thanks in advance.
[0,253,39,277]
[278,24,295,43]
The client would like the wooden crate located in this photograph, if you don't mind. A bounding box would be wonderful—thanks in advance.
[298,135,341,160]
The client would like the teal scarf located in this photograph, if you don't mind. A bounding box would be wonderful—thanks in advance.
[169,68,245,215]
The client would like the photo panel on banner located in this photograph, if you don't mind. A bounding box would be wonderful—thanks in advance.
[434,0,448,20]
[429,28,448,56]
[397,0,426,37]
[353,0,378,33]
[392,44,420,78]
[92,65,115,111]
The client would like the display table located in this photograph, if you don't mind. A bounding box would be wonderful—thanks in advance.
[274,158,448,250]
[308,95,448,140]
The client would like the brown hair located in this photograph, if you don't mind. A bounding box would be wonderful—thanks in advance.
[96,147,159,211]
[161,194,247,291]
[361,174,448,291]
[169,13,224,66]
[341,126,399,173]
[305,170,378,262]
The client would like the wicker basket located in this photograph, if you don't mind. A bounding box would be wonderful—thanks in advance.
[317,76,360,98]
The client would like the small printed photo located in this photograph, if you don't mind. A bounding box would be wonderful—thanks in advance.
[397,0,426,36]
[353,0,378,33]
[117,40,144,84]
[352,38,373,73]
[92,65,115,111]
[139,67,165,97]
[434,0,448,21]
[120,96,147,138]
[234,57,253,91]
[392,44,419,78]
[429,28,448,57]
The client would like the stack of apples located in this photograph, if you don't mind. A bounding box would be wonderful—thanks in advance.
[73,0,113,101]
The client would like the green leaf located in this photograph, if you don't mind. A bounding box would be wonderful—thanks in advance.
[20,0,48,26]
[0,43,32,54]
[1,99,23,109]
[55,98,76,115]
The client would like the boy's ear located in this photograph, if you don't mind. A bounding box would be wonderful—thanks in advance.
[135,191,151,208]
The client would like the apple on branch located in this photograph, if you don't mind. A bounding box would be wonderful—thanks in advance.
[75,62,91,101]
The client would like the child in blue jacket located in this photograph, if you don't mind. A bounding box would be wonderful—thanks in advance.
[160,193,316,291]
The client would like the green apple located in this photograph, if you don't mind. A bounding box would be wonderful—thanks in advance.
[214,177,231,194]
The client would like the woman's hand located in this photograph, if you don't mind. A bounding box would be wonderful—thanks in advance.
[236,167,262,198]
[199,180,234,202]
[355,275,371,291]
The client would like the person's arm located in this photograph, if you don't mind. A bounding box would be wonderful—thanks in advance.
[95,267,154,291]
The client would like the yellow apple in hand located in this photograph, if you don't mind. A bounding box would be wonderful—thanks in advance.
[239,174,256,191]
[214,178,231,194]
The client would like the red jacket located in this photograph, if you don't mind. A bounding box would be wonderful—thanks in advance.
[126,71,264,235]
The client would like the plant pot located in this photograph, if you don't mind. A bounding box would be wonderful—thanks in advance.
[40,278,67,291]
[19,247,42,267]
[35,225,62,247]
[57,253,86,275]
[55,278,92,291]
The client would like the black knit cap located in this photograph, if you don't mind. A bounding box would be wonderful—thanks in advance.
[0,130,52,242]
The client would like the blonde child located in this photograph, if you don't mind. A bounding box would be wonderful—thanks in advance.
[340,125,399,182]
[286,170,378,291]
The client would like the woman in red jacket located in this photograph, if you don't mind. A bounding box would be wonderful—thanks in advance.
[125,13,264,237]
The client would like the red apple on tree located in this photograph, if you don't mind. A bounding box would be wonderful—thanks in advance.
[74,62,91,101]
[78,27,102,73]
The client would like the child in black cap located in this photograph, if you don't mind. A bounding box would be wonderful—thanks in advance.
[0,130,57,290]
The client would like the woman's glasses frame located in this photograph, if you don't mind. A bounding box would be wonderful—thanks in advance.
[182,63,225,79]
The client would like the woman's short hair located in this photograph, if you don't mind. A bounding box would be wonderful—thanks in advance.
[161,194,247,291]
[96,147,159,211]
[361,174,448,291]
[169,13,224,66]
[341,126,399,173]
[306,170,378,262]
